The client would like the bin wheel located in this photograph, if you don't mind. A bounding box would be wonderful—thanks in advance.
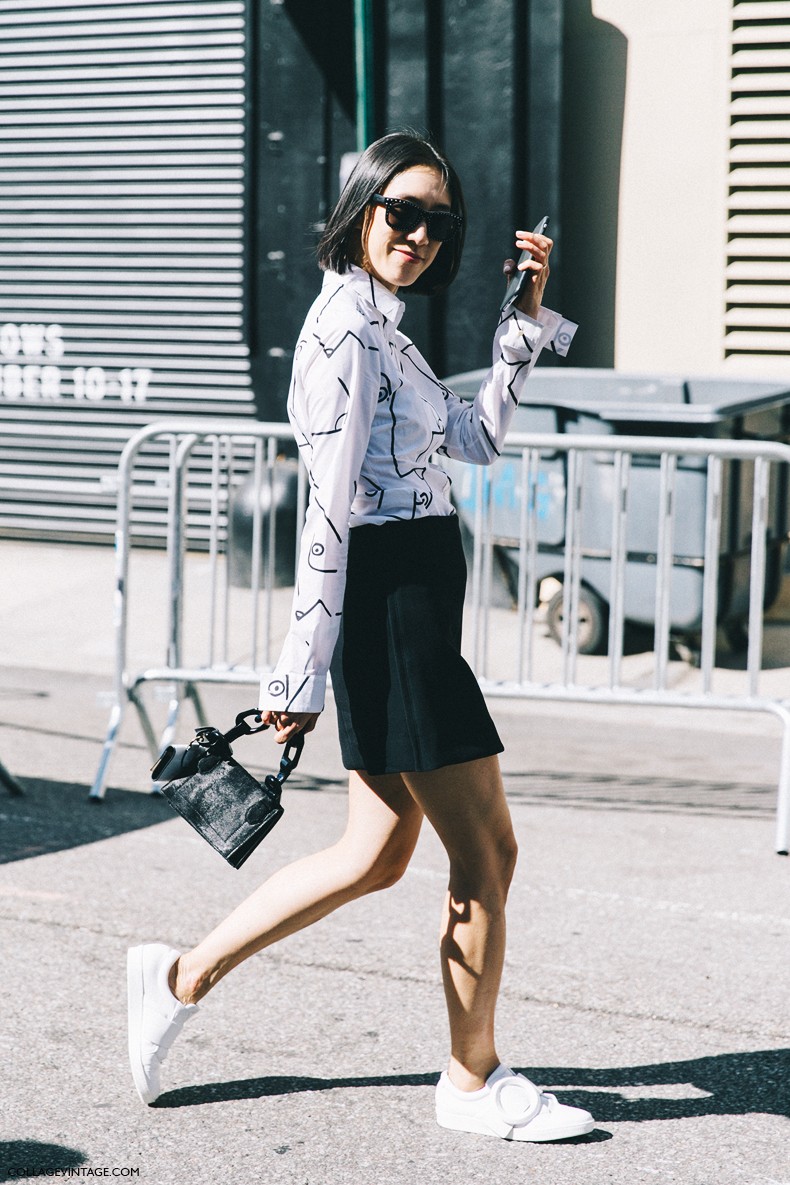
[546,586,608,655]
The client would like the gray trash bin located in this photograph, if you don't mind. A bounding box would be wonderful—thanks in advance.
[442,369,790,653]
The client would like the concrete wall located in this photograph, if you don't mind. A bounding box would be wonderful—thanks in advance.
[564,0,732,374]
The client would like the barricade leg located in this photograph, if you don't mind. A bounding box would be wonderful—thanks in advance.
[89,700,126,801]
[144,680,208,759]
[774,705,790,855]
[128,684,163,760]
[157,690,185,758]
[186,681,208,730]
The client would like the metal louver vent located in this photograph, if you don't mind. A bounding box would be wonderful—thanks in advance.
[728,0,790,369]
[0,0,255,542]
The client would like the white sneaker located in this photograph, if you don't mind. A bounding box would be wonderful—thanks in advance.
[436,1064,595,1142]
[127,943,199,1105]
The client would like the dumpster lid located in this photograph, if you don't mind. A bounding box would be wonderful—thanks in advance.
[442,367,790,424]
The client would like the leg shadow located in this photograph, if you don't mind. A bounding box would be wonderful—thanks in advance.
[155,1070,440,1109]
[155,1048,790,1128]
[518,1047,790,1124]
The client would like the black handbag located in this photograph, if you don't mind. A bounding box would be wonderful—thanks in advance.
[150,709,304,869]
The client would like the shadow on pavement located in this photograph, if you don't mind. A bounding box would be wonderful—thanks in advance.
[502,769,775,817]
[157,1069,441,1108]
[154,1049,790,1125]
[521,1048,790,1123]
[0,1140,87,1182]
[0,777,173,865]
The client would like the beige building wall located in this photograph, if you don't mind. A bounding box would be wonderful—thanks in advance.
[591,0,733,374]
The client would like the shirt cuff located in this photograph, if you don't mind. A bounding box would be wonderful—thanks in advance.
[259,671,327,714]
[535,306,578,356]
[496,305,578,362]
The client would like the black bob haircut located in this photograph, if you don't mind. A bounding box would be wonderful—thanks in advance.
[317,132,466,296]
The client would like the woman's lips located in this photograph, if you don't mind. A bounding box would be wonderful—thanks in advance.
[394,247,422,263]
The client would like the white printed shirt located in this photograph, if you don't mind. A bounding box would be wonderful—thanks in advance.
[259,265,577,713]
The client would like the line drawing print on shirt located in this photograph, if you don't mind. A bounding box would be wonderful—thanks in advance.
[261,264,575,714]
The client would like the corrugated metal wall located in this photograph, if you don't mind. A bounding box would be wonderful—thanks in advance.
[728,0,790,368]
[0,0,255,541]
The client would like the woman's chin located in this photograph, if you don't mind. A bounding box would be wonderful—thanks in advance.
[390,259,426,287]
[364,255,426,292]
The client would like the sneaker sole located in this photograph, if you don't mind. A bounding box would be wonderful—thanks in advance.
[437,1110,595,1142]
[127,946,157,1106]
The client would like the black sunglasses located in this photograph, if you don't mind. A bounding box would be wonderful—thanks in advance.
[370,194,463,243]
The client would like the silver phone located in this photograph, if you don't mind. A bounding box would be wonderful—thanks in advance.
[500,215,550,313]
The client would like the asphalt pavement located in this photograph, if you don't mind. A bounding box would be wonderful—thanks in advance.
[1,539,789,1185]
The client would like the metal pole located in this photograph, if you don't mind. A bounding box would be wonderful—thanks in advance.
[607,450,630,688]
[207,435,222,669]
[354,0,374,151]
[747,456,770,699]
[700,455,722,692]
[250,437,264,670]
[774,704,790,855]
[264,435,277,667]
[89,428,146,800]
[516,449,530,683]
[158,434,198,755]
[654,453,677,691]
[523,448,541,683]
[470,466,485,673]
[562,448,583,686]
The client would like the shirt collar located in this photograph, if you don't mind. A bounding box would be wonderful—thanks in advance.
[323,264,406,330]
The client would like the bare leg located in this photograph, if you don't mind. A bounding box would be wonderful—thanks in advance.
[403,755,517,1093]
[172,770,423,1003]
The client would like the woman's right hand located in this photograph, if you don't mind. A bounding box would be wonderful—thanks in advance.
[260,709,321,744]
[503,229,553,320]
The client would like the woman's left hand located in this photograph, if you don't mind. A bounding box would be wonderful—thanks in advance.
[260,709,321,744]
[503,230,553,320]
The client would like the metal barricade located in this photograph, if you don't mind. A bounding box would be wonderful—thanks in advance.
[90,419,306,801]
[91,420,790,854]
[463,431,790,854]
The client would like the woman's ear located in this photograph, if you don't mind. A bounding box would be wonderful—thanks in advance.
[348,226,364,268]
[349,209,370,269]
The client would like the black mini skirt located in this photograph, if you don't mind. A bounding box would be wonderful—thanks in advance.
[329,514,503,775]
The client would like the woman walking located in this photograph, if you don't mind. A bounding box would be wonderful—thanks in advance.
[127,131,594,1143]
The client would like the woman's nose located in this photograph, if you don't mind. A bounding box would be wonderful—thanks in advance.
[409,219,430,246]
